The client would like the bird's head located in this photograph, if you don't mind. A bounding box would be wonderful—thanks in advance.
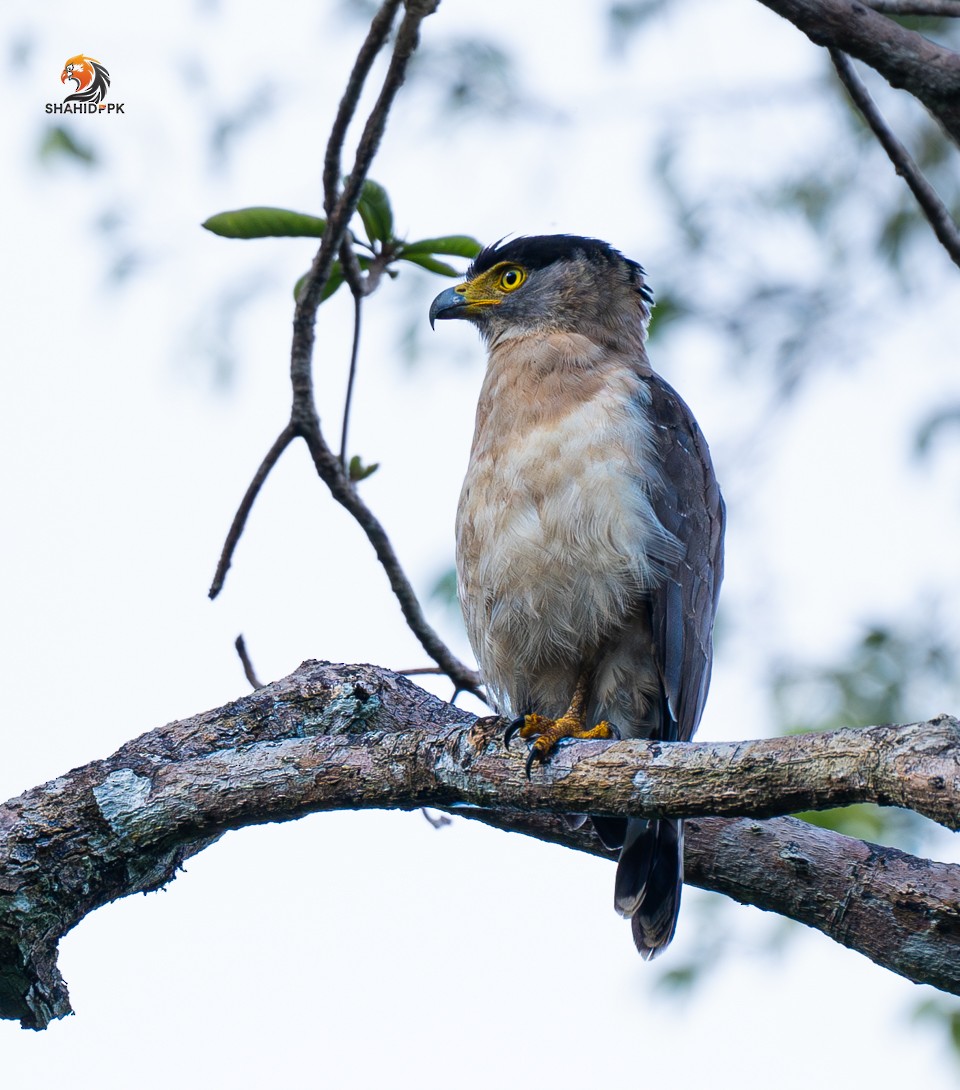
[429,235,653,349]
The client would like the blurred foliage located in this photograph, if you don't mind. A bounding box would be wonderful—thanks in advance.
[348,454,379,482]
[772,620,960,850]
[409,37,533,117]
[772,622,959,738]
[914,404,960,460]
[38,125,97,168]
[429,565,460,615]
[914,997,960,1069]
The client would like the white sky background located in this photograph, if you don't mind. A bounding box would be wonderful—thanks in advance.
[2,1,960,1086]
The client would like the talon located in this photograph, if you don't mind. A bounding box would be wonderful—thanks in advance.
[608,721,622,741]
[525,746,539,779]
[504,716,526,749]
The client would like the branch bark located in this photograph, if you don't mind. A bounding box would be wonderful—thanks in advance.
[757,0,960,146]
[2,660,958,1029]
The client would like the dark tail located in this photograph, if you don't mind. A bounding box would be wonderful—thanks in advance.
[613,817,683,960]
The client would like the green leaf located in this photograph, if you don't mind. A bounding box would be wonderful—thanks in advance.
[356,180,393,244]
[399,235,482,258]
[429,566,459,607]
[398,253,460,277]
[203,207,327,239]
[39,125,97,167]
[293,261,345,302]
[348,455,379,482]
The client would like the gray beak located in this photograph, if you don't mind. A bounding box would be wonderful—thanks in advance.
[429,285,469,329]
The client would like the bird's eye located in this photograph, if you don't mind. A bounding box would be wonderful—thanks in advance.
[498,266,526,292]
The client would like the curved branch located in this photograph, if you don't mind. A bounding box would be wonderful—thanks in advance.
[757,0,960,146]
[1,660,957,1029]
[830,48,960,267]
[208,424,296,599]
[469,808,960,998]
[322,0,404,217]
[208,1,481,697]
[299,430,484,697]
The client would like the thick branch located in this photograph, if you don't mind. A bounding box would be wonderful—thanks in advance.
[470,808,960,997]
[757,0,960,146]
[1,661,958,1029]
[867,1,960,13]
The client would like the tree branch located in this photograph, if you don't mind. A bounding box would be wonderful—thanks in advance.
[322,0,404,218]
[830,48,960,267]
[757,0,960,146]
[2,660,957,1029]
[867,1,960,14]
[208,1,483,697]
[208,423,296,599]
[339,290,363,468]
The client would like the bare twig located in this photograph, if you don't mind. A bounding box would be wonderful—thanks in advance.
[420,807,452,828]
[867,1,960,14]
[209,423,296,599]
[322,0,403,217]
[398,666,448,676]
[234,634,263,689]
[830,49,960,268]
[2,660,959,1028]
[299,428,485,698]
[210,1,482,697]
[339,291,363,468]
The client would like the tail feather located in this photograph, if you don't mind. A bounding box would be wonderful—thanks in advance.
[614,817,684,960]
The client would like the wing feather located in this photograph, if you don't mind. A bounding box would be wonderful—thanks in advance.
[644,373,725,743]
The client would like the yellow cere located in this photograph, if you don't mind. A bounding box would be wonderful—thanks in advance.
[458,263,528,306]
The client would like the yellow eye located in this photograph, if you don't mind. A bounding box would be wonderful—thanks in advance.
[498,265,526,292]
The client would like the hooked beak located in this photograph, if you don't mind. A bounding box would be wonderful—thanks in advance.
[429,285,470,330]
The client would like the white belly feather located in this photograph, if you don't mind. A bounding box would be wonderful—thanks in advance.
[456,340,672,716]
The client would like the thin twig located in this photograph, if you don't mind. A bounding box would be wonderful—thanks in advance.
[234,634,264,689]
[292,2,440,407]
[339,287,363,469]
[209,423,296,599]
[419,808,452,829]
[397,666,448,676]
[300,427,485,699]
[211,1,481,699]
[830,49,960,269]
[867,1,960,14]
[323,0,403,217]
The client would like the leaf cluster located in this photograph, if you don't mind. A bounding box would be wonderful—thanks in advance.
[201,178,481,302]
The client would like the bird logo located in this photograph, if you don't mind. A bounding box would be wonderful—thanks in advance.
[61,55,111,108]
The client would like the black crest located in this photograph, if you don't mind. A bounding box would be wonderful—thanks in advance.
[468,234,653,304]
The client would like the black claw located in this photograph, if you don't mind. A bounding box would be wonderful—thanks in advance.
[504,716,526,749]
[525,747,539,779]
[608,721,622,741]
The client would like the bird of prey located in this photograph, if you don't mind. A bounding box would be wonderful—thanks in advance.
[429,235,724,957]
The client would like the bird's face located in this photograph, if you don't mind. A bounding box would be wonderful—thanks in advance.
[429,235,652,348]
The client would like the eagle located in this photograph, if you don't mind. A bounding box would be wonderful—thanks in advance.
[430,235,724,956]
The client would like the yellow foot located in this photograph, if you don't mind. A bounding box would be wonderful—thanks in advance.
[504,713,620,778]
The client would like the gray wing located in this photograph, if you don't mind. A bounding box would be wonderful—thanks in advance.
[598,372,724,955]
[645,373,725,744]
